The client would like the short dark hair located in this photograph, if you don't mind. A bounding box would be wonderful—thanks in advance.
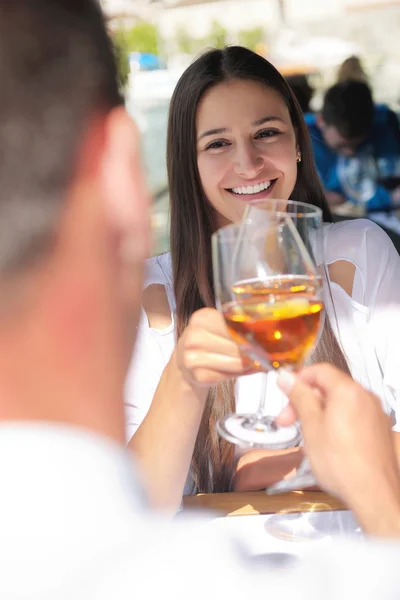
[322,81,374,139]
[0,1,121,277]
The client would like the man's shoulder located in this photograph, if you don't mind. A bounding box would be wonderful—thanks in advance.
[304,113,325,146]
[304,111,317,126]
[304,112,321,137]
[374,103,395,122]
[372,104,400,137]
[304,113,333,168]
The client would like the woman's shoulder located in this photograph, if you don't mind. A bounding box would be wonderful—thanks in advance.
[144,252,173,289]
[142,252,175,331]
[324,218,397,267]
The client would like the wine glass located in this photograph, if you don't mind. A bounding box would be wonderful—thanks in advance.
[338,152,379,215]
[212,199,325,489]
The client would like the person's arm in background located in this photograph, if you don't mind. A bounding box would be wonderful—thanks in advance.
[392,186,400,205]
[381,108,400,207]
[368,106,400,210]
[363,183,392,211]
[325,190,347,207]
[277,364,400,537]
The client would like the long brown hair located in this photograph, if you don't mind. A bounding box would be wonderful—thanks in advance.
[167,46,349,493]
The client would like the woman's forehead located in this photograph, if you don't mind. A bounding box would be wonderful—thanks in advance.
[196,80,290,130]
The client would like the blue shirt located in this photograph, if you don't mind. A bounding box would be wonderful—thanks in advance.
[305,106,400,211]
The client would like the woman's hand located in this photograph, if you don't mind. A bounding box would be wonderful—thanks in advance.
[175,307,258,389]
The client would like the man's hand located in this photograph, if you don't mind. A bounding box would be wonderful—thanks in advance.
[325,191,347,207]
[391,186,400,206]
[277,364,400,537]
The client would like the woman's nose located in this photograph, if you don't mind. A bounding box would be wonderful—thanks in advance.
[233,143,264,179]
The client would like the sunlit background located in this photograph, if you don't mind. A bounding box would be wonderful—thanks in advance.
[100,0,400,253]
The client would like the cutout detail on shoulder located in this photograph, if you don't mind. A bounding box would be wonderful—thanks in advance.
[142,284,172,330]
[327,260,356,298]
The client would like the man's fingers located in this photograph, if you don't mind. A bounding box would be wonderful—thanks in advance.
[277,371,323,436]
[298,363,353,396]
[276,404,297,426]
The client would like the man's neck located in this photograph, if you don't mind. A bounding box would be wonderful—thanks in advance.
[0,268,126,445]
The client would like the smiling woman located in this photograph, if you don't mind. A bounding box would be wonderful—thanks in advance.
[125,46,400,510]
[196,80,298,225]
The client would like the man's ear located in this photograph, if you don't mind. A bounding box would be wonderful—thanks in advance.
[99,106,151,265]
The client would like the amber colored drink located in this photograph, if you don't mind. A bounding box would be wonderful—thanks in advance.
[222,277,324,369]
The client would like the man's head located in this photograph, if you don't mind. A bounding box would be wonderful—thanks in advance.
[318,81,374,156]
[0,1,150,440]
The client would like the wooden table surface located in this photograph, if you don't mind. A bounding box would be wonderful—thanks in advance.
[182,490,346,517]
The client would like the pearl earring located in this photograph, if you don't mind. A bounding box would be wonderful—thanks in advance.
[296,150,302,163]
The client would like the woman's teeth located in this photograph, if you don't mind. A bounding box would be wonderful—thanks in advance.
[231,181,273,195]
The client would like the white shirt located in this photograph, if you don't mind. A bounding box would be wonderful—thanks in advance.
[2,423,400,599]
[125,219,400,491]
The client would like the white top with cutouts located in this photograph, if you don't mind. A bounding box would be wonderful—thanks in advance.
[125,219,400,493]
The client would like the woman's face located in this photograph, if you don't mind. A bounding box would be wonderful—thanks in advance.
[196,79,299,227]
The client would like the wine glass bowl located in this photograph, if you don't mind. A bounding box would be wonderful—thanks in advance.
[212,200,324,450]
[224,276,324,371]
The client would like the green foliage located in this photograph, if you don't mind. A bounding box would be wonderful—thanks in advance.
[175,20,228,55]
[207,20,228,49]
[119,22,159,55]
[113,34,130,90]
[175,25,193,55]
[174,21,267,58]
[237,27,265,51]
[112,22,159,90]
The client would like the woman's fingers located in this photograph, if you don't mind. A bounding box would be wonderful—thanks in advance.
[178,307,263,386]
[183,328,242,358]
[188,308,232,337]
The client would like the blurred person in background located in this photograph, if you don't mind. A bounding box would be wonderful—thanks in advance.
[305,81,400,211]
[0,3,400,599]
[337,55,369,85]
[285,74,314,115]
[126,46,400,509]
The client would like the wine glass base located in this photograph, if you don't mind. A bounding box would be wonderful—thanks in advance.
[264,511,363,543]
[264,513,328,542]
[217,413,301,449]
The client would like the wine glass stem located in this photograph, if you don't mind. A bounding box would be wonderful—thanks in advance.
[256,372,269,419]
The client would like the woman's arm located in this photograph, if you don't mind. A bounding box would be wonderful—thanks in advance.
[234,447,304,492]
[129,351,208,511]
[362,222,400,435]
[128,307,248,511]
